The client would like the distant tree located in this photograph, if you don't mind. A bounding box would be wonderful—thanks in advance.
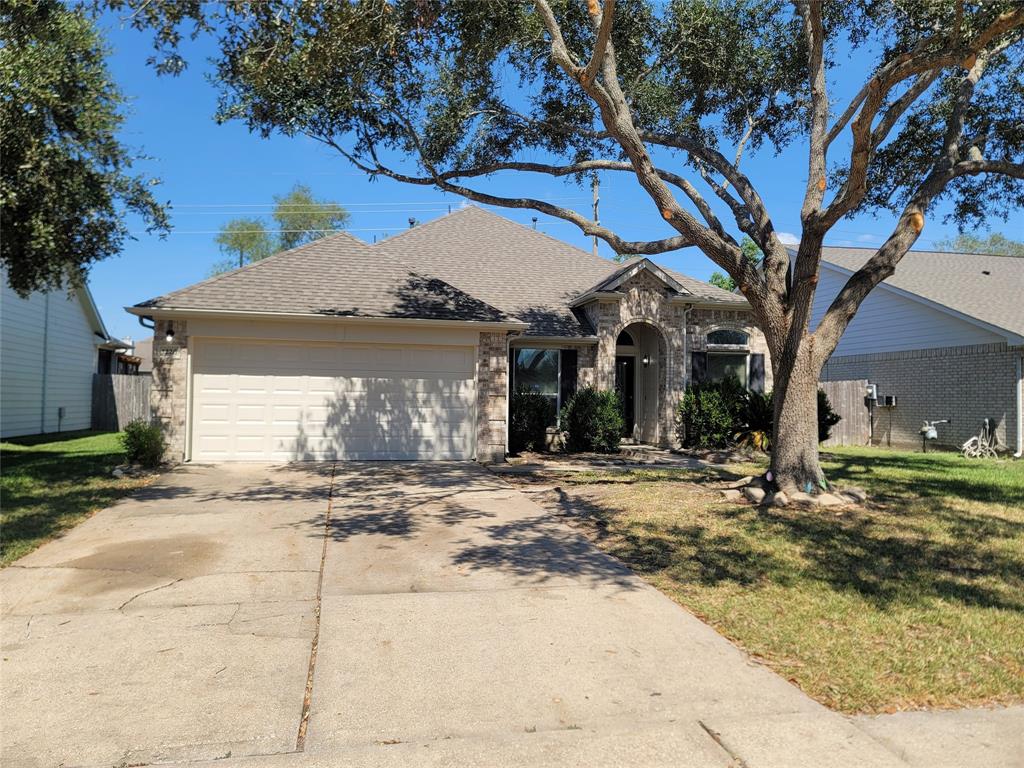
[934,232,1024,257]
[709,237,762,292]
[211,218,274,274]
[274,184,350,251]
[0,0,169,296]
[210,184,349,274]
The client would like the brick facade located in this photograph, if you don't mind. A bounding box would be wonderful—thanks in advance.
[150,318,190,462]
[476,331,509,463]
[821,342,1022,451]
[571,272,768,447]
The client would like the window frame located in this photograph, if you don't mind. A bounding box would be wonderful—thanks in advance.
[704,327,752,389]
[511,347,564,428]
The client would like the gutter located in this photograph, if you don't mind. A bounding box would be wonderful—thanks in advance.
[1015,355,1023,458]
[126,306,527,332]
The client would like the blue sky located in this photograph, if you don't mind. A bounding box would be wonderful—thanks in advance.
[91,15,1022,343]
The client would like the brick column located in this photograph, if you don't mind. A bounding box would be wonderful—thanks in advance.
[476,331,509,463]
[151,318,190,463]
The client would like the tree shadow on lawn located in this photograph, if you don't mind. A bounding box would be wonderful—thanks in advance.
[547,485,1024,614]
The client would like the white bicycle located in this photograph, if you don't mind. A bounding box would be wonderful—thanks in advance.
[961,418,1000,459]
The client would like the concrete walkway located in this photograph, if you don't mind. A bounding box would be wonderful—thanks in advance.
[1,462,1016,767]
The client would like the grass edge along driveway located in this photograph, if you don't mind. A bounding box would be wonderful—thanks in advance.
[511,446,1024,714]
[1,430,154,566]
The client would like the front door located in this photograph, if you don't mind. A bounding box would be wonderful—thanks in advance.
[615,356,635,437]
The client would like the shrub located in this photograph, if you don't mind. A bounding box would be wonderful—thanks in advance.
[120,419,165,467]
[676,376,749,449]
[735,390,774,452]
[817,389,842,443]
[560,387,624,453]
[509,390,551,454]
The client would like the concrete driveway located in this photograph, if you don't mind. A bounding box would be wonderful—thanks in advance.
[2,462,1005,767]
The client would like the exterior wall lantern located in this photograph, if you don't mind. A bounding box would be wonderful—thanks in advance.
[641,355,651,368]
[165,322,175,343]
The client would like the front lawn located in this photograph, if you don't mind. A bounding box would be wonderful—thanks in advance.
[1,431,155,566]
[513,446,1024,714]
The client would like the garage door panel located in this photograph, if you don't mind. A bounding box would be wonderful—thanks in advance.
[191,339,477,461]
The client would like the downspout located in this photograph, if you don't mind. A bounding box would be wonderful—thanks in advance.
[40,293,51,433]
[1014,355,1023,458]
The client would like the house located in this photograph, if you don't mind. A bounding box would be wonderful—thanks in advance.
[133,336,154,374]
[812,247,1024,455]
[129,206,769,463]
[1,270,127,438]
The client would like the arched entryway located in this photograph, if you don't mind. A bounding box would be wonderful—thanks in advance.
[615,321,668,443]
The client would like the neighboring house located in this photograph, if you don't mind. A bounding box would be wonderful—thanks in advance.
[133,336,154,374]
[1,270,126,438]
[812,247,1024,454]
[129,207,769,463]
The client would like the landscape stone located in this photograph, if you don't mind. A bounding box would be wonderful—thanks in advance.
[742,486,766,504]
[816,493,845,507]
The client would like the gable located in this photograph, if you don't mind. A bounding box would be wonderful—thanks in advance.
[812,263,1005,357]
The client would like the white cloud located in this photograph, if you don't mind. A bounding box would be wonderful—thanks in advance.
[776,231,800,245]
[856,233,879,243]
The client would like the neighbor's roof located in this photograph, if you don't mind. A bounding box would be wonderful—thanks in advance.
[819,246,1024,339]
[376,206,746,337]
[133,231,511,324]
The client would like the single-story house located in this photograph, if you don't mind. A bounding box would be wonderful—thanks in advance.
[813,246,1023,455]
[1,269,127,438]
[129,206,770,463]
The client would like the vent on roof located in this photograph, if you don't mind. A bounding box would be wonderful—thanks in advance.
[982,270,991,275]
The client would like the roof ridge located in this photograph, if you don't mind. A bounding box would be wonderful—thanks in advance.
[370,205,476,247]
[137,230,368,307]
[375,204,620,268]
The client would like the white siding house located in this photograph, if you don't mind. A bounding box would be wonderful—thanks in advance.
[1,272,122,438]
[808,248,1024,454]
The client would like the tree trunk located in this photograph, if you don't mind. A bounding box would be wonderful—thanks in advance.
[770,342,827,494]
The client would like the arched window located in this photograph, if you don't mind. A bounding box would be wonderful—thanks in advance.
[707,329,749,346]
[616,329,635,346]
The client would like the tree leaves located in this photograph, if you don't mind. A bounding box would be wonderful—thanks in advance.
[0,0,169,296]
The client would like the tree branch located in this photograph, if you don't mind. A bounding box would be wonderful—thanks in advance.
[797,0,829,221]
[581,0,616,87]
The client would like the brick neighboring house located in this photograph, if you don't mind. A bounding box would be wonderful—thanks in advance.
[129,206,770,463]
[812,247,1024,454]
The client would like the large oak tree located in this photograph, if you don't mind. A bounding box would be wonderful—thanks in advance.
[114,0,1024,492]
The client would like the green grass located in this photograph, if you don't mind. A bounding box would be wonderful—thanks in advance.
[1,431,154,566]
[517,446,1024,713]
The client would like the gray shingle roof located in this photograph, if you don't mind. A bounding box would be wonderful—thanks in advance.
[819,246,1024,339]
[135,206,750,335]
[134,231,511,323]
[376,207,747,337]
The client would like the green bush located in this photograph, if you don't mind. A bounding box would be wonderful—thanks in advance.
[560,387,624,453]
[735,390,774,452]
[120,419,165,467]
[509,390,551,454]
[676,376,749,449]
[817,389,842,443]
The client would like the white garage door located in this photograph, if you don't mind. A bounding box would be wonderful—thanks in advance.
[190,339,476,461]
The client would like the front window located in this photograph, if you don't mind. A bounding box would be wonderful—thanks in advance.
[513,349,560,424]
[707,329,749,346]
[707,353,748,384]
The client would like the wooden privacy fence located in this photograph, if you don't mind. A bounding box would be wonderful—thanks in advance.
[819,379,870,447]
[92,374,151,431]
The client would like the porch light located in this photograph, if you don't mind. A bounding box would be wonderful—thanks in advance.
[642,355,651,367]
[165,323,175,343]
